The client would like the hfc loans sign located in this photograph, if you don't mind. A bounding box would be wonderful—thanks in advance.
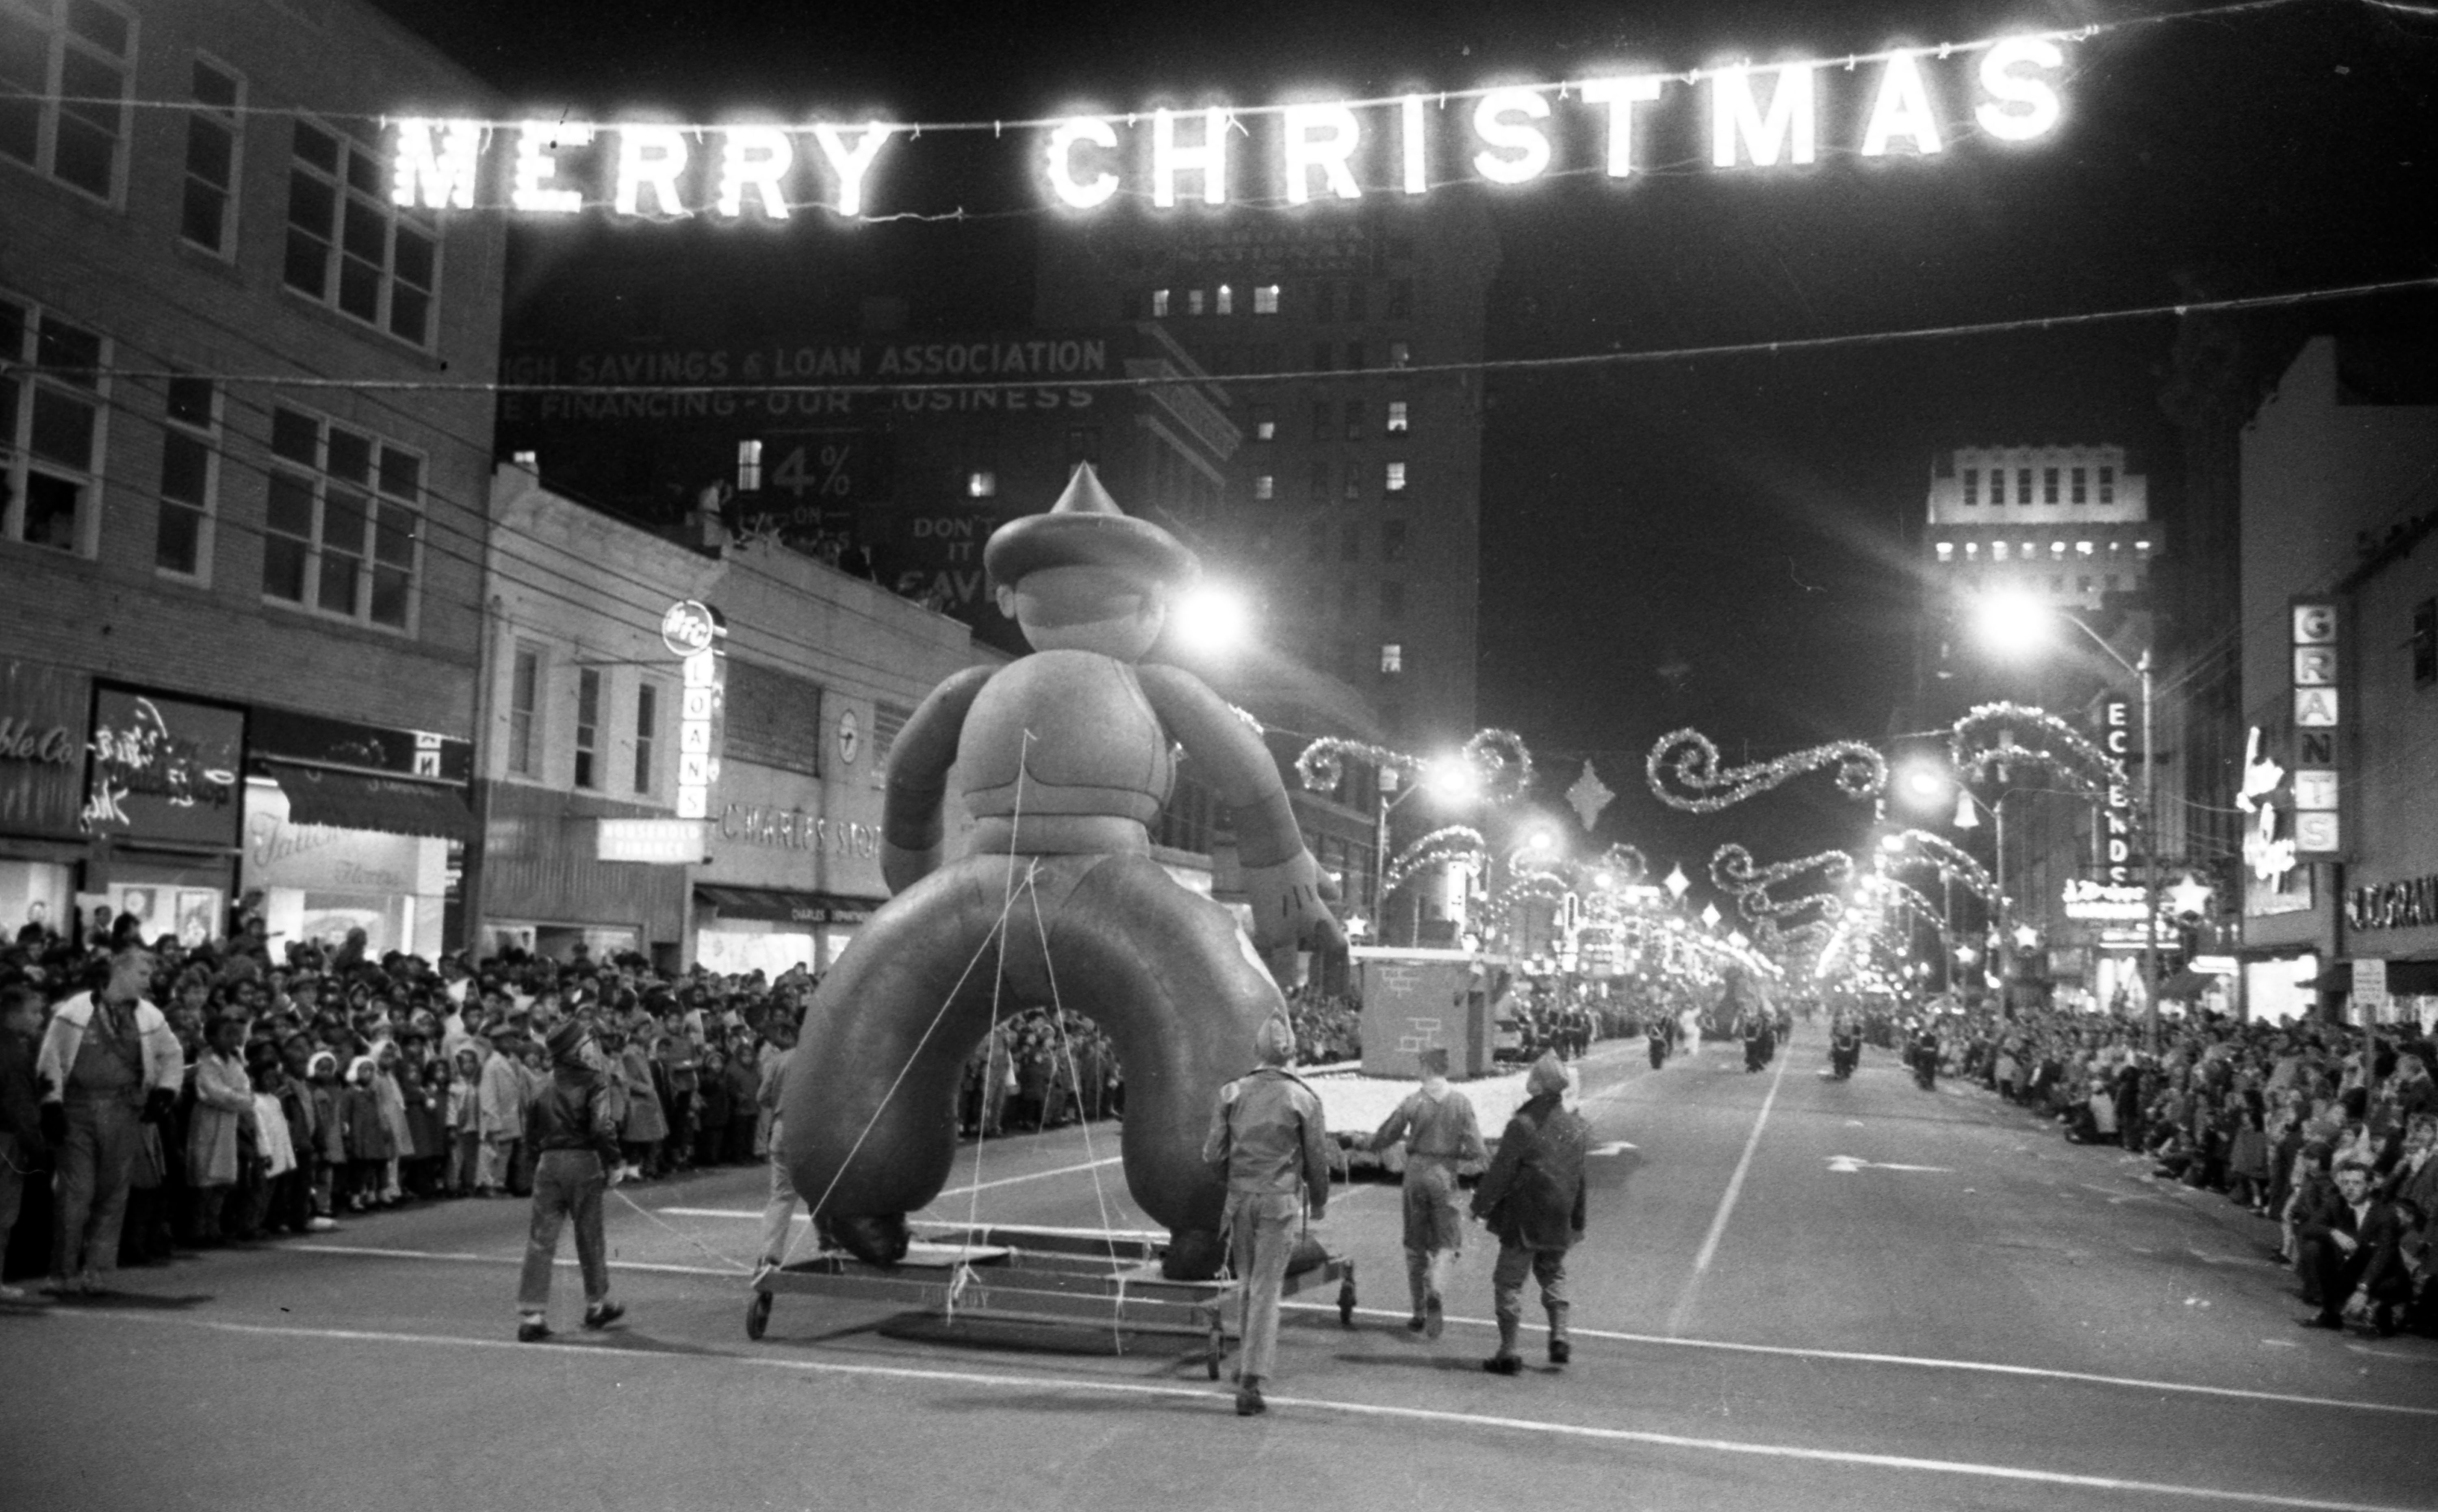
[386,39,2067,220]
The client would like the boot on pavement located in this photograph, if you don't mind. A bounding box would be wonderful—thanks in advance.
[1235,1376,1267,1416]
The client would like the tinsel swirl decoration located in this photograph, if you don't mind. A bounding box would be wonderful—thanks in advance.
[1295,727,1536,807]
[1646,727,1887,814]
[1495,872,1573,912]
[1710,845,1855,914]
[1872,876,1954,950]
[1381,826,1486,897]
[1948,702,2126,799]
[1879,830,1998,905]
[1591,843,1649,886]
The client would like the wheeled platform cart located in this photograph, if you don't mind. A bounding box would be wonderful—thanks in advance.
[745,1224,1356,1379]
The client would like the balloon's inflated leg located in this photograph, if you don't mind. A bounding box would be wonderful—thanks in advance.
[780,853,1286,1280]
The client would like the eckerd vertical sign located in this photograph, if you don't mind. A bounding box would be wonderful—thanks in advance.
[387,39,2067,220]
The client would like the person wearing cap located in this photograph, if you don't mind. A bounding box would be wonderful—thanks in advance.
[782,465,1342,1278]
[1368,1046,1487,1338]
[1202,1015,1331,1417]
[1471,1053,1590,1374]
[516,1017,625,1342]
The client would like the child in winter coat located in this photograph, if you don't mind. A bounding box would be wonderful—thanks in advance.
[304,1051,346,1228]
[446,1047,482,1195]
[340,1056,396,1211]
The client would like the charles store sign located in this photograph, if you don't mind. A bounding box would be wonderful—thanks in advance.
[2348,874,2438,933]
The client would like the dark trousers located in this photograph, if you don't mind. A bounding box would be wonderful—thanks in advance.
[518,1149,610,1315]
[53,1096,140,1280]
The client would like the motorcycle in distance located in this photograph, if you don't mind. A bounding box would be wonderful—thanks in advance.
[1908,1022,1941,1091]
[1827,1021,1861,1080]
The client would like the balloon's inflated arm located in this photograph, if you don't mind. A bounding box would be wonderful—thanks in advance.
[881,665,996,894]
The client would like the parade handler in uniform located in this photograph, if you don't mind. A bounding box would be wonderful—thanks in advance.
[781,465,1341,1280]
[37,942,182,1294]
[516,1018,625,1342]
[1368,1046,1486,1337]
[1471,1053,1590,1373]
[1202,1016,1331,1417]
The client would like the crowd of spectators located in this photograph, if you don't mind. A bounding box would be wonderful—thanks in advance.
[1285,985,1362,1066]
[0,910,836,1293]
[1946,1001,2438,1339]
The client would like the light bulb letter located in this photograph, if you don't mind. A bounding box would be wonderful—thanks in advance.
[1045,116,1120,208]
[1579,75,1664,177]
[716,126,794,219]
[391,117,481,210]
[1153,107,1229,207]
[614,125,690,216]
[1711,62,1817,167]
[1861,51,1944,155]
[810,121,897,217]
[1280,102,1362,204]
[1976,37,2063,142]
[512,120,594,213]
[1470,88,1551,185]
[1399,94,1427,194]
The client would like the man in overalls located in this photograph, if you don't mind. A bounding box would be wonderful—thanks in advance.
[37,942,182,1294]
[1202,1015,1331,1417]
[1367,1046,1486,1337]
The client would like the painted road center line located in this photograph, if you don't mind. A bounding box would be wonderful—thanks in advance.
[1665,1033,1792,1335]
[53,1309,2434,1512]
[281,1240,2432,1421]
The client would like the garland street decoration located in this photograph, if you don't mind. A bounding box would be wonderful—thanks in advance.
[1949,702,2125,800]
[1297,727,1536,808]
[1381,826,1487,897]
[1710,843,1855,923]
[1647,728,1887,814]
[1879,829,1998,905]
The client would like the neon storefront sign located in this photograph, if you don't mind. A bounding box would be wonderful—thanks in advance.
[388,39,2066,220]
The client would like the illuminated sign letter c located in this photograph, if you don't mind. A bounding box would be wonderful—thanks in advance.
[1046,117,1119,208]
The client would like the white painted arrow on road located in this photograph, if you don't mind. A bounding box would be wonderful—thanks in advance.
[1589,1141,1636,1157]
[1824,1155,1954,1174]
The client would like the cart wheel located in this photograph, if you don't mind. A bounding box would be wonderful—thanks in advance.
[746,1289,773,1341]
[1339,1278,1357,1327]
[1207,1319,1224,1380]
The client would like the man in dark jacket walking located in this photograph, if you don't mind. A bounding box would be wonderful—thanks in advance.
[516,1018,625,1342]
[1471,1053,1588,1373]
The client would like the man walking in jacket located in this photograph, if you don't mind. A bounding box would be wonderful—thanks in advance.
[1472,1053,1589,1373]
[516,1018,625,1342]
[1202,1014,1330,1417]
[37,944,182,1295]
[1368,1046,1486,1338]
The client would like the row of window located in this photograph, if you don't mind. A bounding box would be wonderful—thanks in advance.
[1282,578,1408,622]
[506,645,659,793]
[3,290,427,630]
[1959,464,2116,507]
[1140,279,1416,324]
[1248,399,1412,442]
[1935,538,2152,563]
[1253,459,1409,503]
[0,2,441,349]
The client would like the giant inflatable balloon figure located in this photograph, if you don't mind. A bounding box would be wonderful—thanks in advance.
[781,465,1344,1279]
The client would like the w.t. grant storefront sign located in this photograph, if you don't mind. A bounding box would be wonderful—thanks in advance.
[2348,874,2438,932]
[718,802,880,858]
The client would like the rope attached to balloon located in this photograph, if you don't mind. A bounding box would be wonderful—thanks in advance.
[1646,728,1887,813]
[1949,702,2126,800]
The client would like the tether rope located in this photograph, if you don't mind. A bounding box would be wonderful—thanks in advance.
[1028,879,1129,1349]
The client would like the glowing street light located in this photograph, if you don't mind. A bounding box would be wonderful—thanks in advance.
[1171,583,1251,654]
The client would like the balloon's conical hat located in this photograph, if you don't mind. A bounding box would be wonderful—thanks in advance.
[984,462,1199,591]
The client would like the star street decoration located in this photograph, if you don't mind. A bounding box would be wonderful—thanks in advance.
[2166,873,2215,919]
[1646,727,1887,813]
[1565,760,1616,830]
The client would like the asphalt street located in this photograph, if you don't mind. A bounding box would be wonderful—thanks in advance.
[6,1027,2434,1512]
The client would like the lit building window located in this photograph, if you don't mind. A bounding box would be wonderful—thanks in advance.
[1964,542,1979,558]
[736,438,762,492]
[1993,542,2010,562]
[1935,542,1954,561]
[1386,400,1409,433]
[1961,468,1978,505]
[1187,288,1207,316]
[1253,473,1274,500]
[1252,405,1275,441]
[1150,288,1170,317]
[2109,540,2123,554]
[967,470,996,498]
[1384,461,1408,494]
[1215,284,1234,315]
[1253,284,1280,314]
[1380,643,1403,674]
[2050,540,2067,557]
[2135,539,2152,554]
[2076,540,2093,556]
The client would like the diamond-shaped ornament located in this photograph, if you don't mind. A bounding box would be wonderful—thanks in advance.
[1565,760,1615,830]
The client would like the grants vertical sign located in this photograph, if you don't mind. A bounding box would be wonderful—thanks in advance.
[389,38,2068,221]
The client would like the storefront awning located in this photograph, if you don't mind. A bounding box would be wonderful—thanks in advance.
[260,760,476,842]
[694,884,882,927]
[2308,958,2438,995]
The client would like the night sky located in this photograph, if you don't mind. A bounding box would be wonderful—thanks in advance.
[371,0,2435,890]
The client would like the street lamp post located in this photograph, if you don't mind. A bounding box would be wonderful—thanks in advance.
[1973,594,2162,1053]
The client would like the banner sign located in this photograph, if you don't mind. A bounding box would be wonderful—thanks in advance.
[82,688,244,849]
[2097,697,2135,884]
[388,40,2068,221]
[2290,598,2344,860]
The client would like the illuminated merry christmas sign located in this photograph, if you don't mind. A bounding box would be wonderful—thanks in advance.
[388,39,2067,219]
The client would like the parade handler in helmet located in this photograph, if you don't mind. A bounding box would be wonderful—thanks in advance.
[515,1018,625,1342]
[781,465,1342,1280]
[1367,1046,1486,1338]
[1471,1053,1590,1373]
[1202,1014,1331,1417]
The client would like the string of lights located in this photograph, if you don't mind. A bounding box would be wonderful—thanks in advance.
[1948,701,2127,798]
[1878,829,1999,906]
[1648,726,1887,813]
